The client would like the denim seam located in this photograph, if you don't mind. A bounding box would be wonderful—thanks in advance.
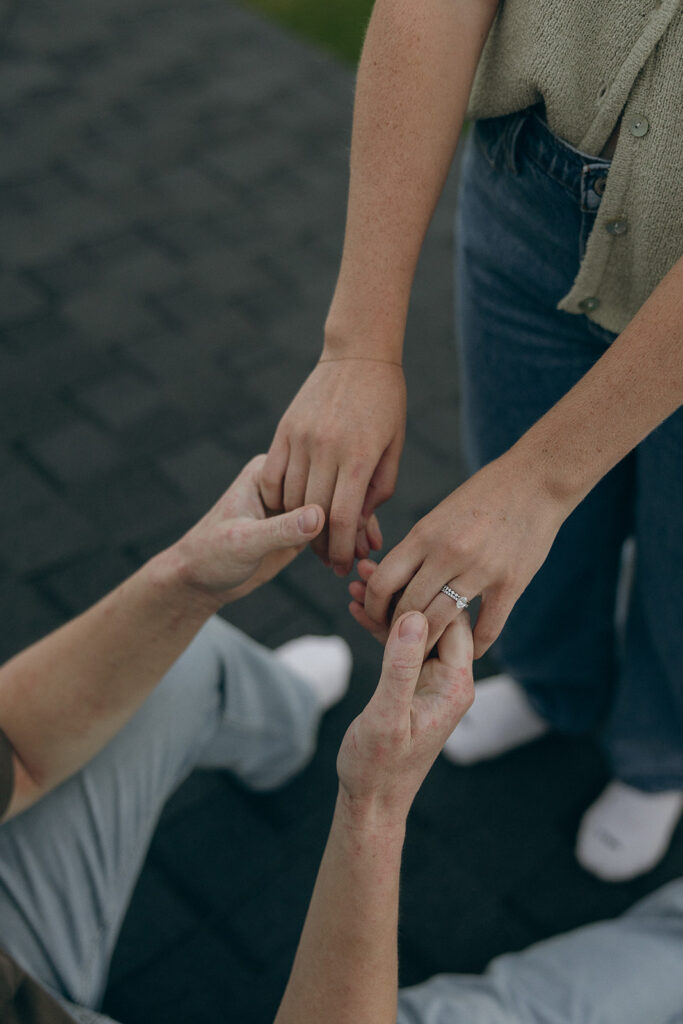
[522,146,581,201]
[503,110,532,174]
[473,124,498,170]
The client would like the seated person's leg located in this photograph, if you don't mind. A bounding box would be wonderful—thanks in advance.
[397,880,683,1024]
[0,615,347,1011]
[198,619,350,787]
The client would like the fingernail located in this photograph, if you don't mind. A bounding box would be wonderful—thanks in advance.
[399,612,425,642]
[333,563,348,578]
[298,507,319,533]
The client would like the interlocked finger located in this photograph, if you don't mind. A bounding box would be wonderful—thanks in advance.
[282,448,310,513]
[422,576,479,651]
[304,462,339,563]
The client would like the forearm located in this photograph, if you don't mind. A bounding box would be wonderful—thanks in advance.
[0,547,219,817]
[324,0,498,359]
[511,256,683,511]
[275,791,405,1024]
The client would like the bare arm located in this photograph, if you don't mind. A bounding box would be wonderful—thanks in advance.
[0,457,324,820]
[276,802,404,1024]
[512,254,683,508]
[365,255,683,656]
[325,0,499,355]
[261,0,499,573]
[276,613,474,1024]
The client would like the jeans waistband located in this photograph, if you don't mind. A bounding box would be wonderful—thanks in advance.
[474,105,611,201]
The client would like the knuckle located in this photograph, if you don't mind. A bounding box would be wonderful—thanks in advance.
[349,455,369,481]
[385,724,406,747]
[475,621,498,647]
[261,475,280,498]
[410,520,428,544]
[366,574,385,604]
[260,462,280,488]
[457,677,476,714]
[437,664,475,710]
[311,430,334,454]
[443,535,464,560]
[374,481,395,505]
[330,509,354,532]
[388,651,420,680]
[224,522,247,548]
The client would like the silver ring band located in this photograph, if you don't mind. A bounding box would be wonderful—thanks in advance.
[440,585,470,610]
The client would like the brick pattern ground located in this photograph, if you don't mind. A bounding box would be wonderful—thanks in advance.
[1,1,681,1021]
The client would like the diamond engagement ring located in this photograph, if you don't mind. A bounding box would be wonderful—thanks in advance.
[440,585,470,610]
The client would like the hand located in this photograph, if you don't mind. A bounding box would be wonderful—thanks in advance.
[362,453,569,658]
[348,558,390,644]
[260,358,407,575]
[172,455,324,604]
[336,612,474,826]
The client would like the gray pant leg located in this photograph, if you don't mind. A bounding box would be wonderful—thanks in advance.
[397,880,683,1024]
[0,616,320,1011]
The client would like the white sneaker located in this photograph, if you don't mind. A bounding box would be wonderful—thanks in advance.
[442,673,550,765]
[576,781,683,882]
[275,635,352,711]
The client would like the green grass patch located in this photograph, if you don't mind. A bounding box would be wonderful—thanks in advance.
[239,0,372,63]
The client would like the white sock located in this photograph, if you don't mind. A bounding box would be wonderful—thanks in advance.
[442,673,550,765]
[576,781,683,882]
[275,635,352,712]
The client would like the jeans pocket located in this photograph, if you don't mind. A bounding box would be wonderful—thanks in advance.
[473,116,509,170]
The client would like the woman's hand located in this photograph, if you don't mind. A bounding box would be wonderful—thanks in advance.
[172,455,325,605]
[260,358,407,575]
[360,453,571,658]
[336,611,474,827]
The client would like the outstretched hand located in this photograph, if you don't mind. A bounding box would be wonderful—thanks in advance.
[351,454,570,658]
[173,454,325,605]
[260,358,407,575]
[336,611,474,826]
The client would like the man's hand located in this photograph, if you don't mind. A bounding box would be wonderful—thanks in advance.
[260,358,407,576]
[360,453,570,659]
[337,611,474,826]
[172,455,325,605]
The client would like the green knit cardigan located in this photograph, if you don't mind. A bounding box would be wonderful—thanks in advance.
[466,0,683,333]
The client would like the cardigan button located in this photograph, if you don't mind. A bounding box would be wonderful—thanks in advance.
[629,116,650,138]
[578,297,600,312]
[605,217,628,236]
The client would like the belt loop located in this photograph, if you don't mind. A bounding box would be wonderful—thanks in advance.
[505,108,532,174]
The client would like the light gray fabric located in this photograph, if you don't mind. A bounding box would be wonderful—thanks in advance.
[0,616,321,1023]
[52,1001,120,1024]
[397,879,683,1024]
[467,0,683,333]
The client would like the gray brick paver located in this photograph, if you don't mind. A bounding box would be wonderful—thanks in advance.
[2,2,680,1022]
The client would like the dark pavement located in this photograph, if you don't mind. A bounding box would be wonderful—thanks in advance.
[1,1,681,1021]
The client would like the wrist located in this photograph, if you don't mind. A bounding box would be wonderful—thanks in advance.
[335,786,409,842]
[504,440,585,519]
[150,543,225,619]
[323,308,406,364]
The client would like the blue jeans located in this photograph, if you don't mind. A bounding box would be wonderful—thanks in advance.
[455,108,683,791]
[0,617,322,1022]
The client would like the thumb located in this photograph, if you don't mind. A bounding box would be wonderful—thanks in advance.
[375,612,428,712]
[249,504,324,556]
